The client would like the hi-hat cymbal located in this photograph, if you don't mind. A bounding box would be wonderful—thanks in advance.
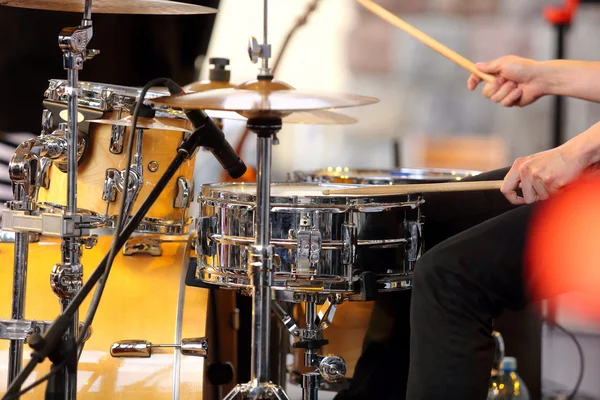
[151,79,379,119]
[0,0,217,14]
[88,116,190,132]
[206,109,358,125]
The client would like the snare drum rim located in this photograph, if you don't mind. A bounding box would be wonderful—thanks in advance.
[289,167,481,184]
[199,182,422,210]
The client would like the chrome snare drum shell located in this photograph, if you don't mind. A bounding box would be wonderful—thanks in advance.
[196,182,424,296]
[289,167,480,185]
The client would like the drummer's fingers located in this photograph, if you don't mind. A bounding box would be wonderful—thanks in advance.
[468,74,482,90]
[482,77,506,99]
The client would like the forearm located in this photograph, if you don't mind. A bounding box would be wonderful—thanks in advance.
[567,121,600,167]
[539,60,600,102]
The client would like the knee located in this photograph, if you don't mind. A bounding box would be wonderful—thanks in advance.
[412,246,451,291]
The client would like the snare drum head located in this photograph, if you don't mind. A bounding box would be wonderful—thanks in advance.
[290,167,480,185]
[200,182,419,207]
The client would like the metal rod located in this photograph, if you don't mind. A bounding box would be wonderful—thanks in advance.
[251,135,273,386]
[7,232,29,386]
[83,0,92,21]
[256,136,271,247]
[262,0,269,71]
[67,68,79,215]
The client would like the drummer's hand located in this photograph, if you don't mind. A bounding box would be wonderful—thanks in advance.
[467,56,546,107]
[501,143,587,205]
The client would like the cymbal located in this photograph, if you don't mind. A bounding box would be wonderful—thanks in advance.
[183,80,237,92]
[206,109,358,125]
[88,116,190,132]
[151,79,379,119]
[0,0,217,14]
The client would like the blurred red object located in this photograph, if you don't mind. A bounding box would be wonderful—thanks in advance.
[543,0,579,25]
[527,173,600,320]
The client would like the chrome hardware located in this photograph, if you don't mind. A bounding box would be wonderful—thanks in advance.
[0,231,39,243]
[102,169,118,203]
[0,319,92,342]
[109,108,125,154]
[248,36,262,64]
[123,236,162,256]
[341,222,357,265]
[133,128,144,176]
[41,109,54,135]
[79,235,98,249]
[294,215,321,276]
[9,134,69,206]
[405,220,422,262]
[318,355,346,383]
[148,161,159,172]
[197,216,217,257]
[2,210,92,237]
[174,177,192,209]
[103,167,143,219]
[50,263,83,299]
[50,127,87,173]
[110,337,208,358]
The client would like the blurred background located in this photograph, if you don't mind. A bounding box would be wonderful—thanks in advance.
[192,0,600,398]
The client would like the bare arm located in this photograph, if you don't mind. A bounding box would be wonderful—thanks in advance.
[468,57,600,106]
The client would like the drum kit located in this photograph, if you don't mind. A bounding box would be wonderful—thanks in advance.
[0,1,482,399]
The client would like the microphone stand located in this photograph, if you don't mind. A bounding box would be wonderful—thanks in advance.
[3,123,213,400]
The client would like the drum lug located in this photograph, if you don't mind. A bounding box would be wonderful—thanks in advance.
[109,125,125,154]
[294,215,321,276]
[174,177,192,209]
[123,236,162,257]
[341,222,357,265]
[405,220,423,263]
[197,216,217,256]
[110,337,208,358]
[103,169,118,202]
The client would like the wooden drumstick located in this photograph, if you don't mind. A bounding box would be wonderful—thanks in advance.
[356,0,496,84]
[322,180,503,196]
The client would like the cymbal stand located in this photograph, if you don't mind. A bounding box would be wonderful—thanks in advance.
[223,1,290,398]
[52,1,98,397]
[272,297,347,400]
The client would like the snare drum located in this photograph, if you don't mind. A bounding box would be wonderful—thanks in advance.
[0,236,237,399]
[289,167,480,185]
[37,80,195,235]
[196,183,423,296]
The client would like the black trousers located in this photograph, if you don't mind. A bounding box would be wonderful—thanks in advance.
[334,168,539,400]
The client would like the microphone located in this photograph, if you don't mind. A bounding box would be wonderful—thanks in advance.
[164,80,247,179]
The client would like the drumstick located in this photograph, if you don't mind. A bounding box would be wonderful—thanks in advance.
[322,180,503,196]
[356,0,496,84]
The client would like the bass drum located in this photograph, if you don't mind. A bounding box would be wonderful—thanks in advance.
[0,236,237,399]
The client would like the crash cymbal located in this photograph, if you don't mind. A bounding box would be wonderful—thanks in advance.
[206,109,358,125]
[88,116,190,132]
[151,79,379,119]
[0,0,217,14]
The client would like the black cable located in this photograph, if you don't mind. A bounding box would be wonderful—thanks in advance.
[77,78,171,349]
[545,319,584,400]
[2,360,68,400]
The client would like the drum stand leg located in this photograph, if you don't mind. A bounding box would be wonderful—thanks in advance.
[272,298,347,400]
